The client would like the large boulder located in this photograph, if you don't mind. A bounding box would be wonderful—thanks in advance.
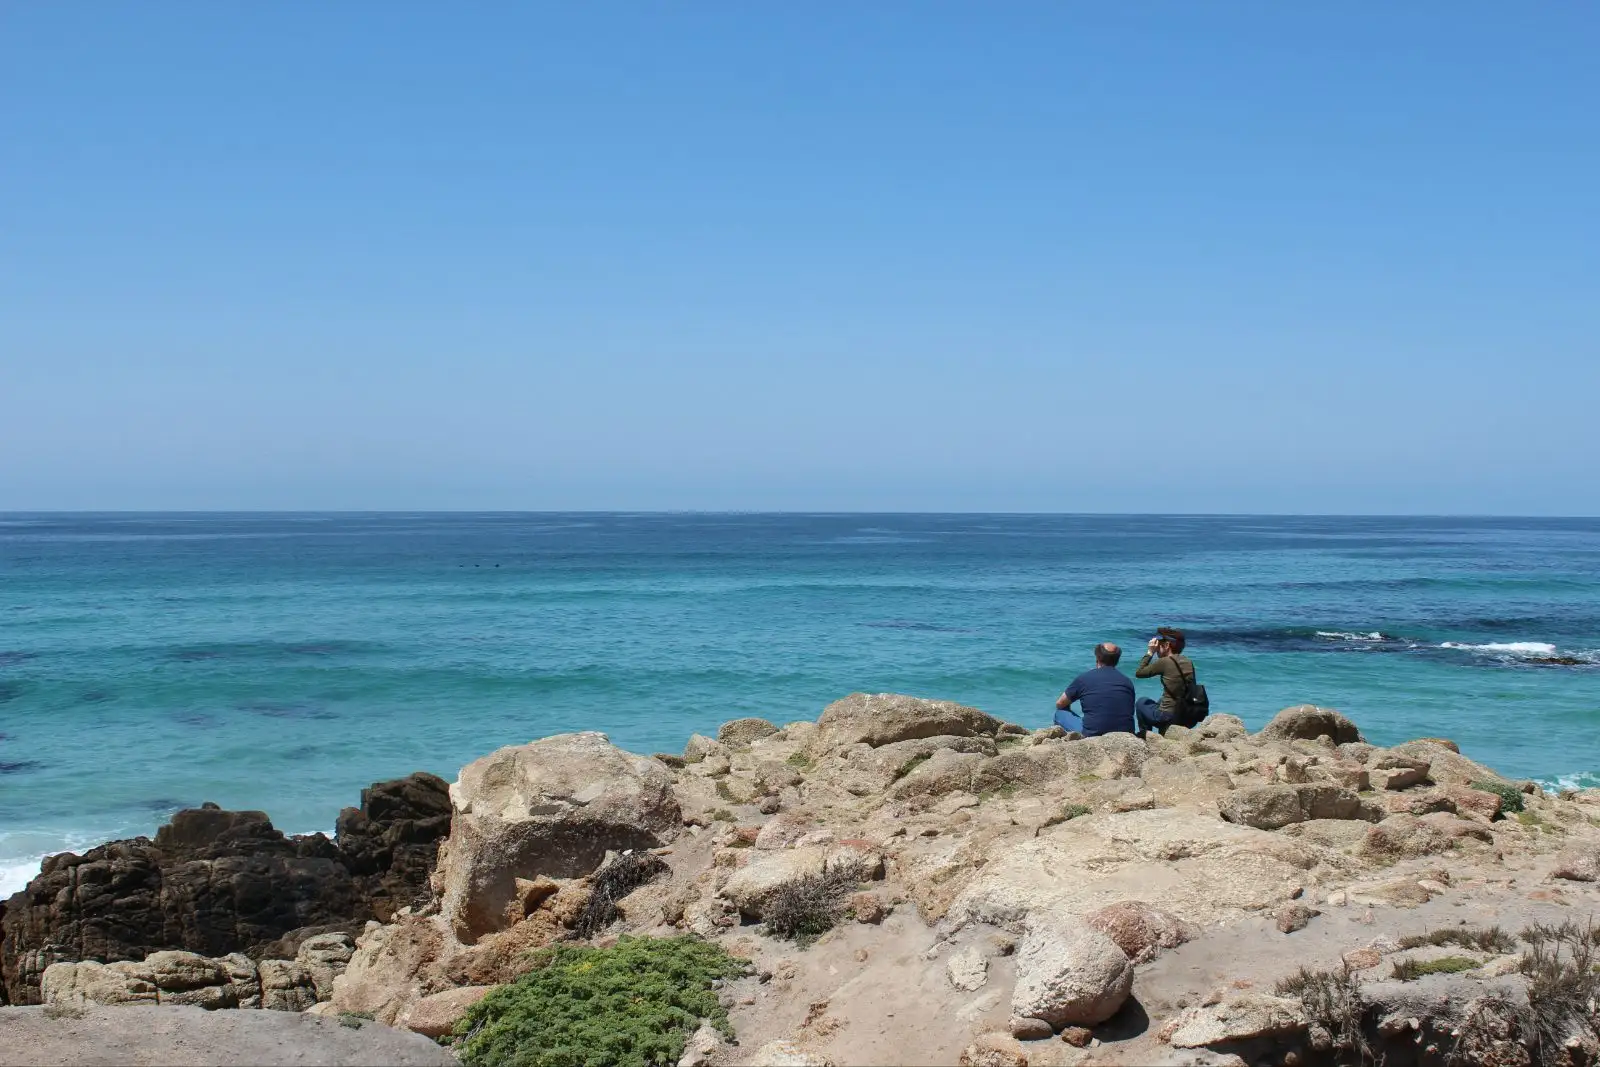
[1218,784,1375,830]
[717,718,779,746]
[1010,914,1134,1028]
[2,777,448,1005]
[808,693,1002,754]
[437,732,681,943]
[1258,705,1364,745]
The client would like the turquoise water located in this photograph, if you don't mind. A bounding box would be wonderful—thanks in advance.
[3,513,1598,892]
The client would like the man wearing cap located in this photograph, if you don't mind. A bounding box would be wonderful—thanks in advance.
[1054,642,1136,738]
[1134,626,1196,736]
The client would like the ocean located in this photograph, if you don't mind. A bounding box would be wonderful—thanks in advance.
[2,513,1598,894]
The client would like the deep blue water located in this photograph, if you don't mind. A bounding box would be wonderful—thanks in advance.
[2,513,1598,892]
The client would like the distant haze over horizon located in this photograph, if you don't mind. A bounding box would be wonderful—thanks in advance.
[3,6,1596,515]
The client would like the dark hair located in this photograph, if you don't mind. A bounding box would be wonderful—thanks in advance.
[1095,642,1122,666]
[1157,626,1187,653]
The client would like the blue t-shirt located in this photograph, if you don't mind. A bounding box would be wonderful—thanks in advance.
[1062,666,1135,737]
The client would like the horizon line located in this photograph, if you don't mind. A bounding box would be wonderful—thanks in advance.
[3,509,1598,521]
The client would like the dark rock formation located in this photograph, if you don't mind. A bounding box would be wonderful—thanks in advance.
[0,772,449,1005]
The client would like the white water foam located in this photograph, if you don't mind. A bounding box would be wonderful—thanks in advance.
[1440,641,1559,654]
[1,855,50,896]
[1316,631,1387,641]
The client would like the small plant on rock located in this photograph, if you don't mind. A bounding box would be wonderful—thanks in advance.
[1275,964,1371,1063]
[785,751,813,770]
[1517,919,1600,1063]
[893,753,931,781]
[1399,926,1517,954]
[1391,955,1480,981]
[764,857,872,946]
[453,935,745,1067]
[1471,780,1525,815]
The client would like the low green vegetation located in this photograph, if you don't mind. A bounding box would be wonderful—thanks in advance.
[1516,810,1563,834]
[713,779,738,803]
[707,808,734,823]
[1391,955,1480,980]
[785,751,813,770]
[1471,780,1525,815]
[978,783,1020,802]
[453,936,745,1067]
[1063,803,1091,821]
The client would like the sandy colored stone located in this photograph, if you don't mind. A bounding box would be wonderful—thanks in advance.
[960,1032,1030,1067]
[1259,705,1363,745]
[1011,914,1133,1028]
[395,984,493,1038]
[810,693,1002,753]
[948,945,989,992]
[440,732,680,942]
[718,718,779,745]
[1165,993,1307,1048]
[750,1039,834,1066]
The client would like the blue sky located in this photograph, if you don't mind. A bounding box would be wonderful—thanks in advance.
[2,4,1595,513]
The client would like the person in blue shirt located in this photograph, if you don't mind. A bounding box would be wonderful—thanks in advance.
[1054,642,1136,737]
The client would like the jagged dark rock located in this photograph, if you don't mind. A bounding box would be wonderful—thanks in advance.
[0,772,449,1005]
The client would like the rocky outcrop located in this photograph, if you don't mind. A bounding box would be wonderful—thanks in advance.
[1259,704,1364,745]
[40,934,354,1012]
[1218,783,1377,830]
[808,693,1003,754]
[435,732,680,943]
[0,774,449,1005]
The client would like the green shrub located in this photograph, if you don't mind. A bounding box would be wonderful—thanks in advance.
[1391,955,1480,980]
[1471,780,1524,815]
[454,936,745,1067]
[1062,803,1091,821]
[785,752,813,770]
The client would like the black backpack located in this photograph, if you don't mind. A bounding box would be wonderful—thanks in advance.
[1175,658,1210,727]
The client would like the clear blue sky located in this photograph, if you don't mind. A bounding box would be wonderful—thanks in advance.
[3,3,1596,513]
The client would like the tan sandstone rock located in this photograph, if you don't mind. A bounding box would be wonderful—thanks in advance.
[1010,914,1134,1028]
[809,693,1002,754]
[1164,992,1307,1048]
[395,984,494,1038]
[1259,705,1364,745]
[718,718,779,746]
[439,732,680,942]
[1218,784,1374,830]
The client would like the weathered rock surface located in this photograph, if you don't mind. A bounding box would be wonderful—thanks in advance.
[719,718,780,745]
[1258,705,1364,745]
[1084,901,1198,963]
[1218,783,1375,830]
[0,1003,459,1066]
[1,775,449,1005]
[39,934,356,1013]
[394,983,493,1038]
[1010,914,1133,1028]
[437,732,680,942]
[809,693,1003,753]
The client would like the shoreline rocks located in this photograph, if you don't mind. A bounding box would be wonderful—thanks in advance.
[1,773,449,1005]
[8,694,1600,1067]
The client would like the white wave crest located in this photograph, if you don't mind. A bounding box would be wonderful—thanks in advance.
[1440,641,1558,655]
[1316,631,1387,641]
[0,856,48,896]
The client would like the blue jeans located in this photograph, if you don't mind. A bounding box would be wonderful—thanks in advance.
[1053,708,1084,735]
[1136,697,1173,736]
